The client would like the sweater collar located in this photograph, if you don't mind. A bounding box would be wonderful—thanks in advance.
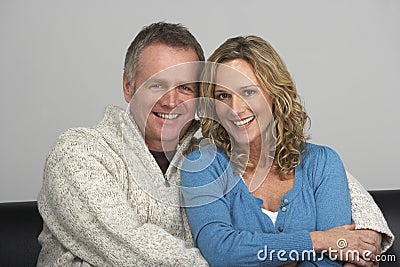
[99,105,200,206]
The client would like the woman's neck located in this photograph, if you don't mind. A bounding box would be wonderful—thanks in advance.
[238,137,277,191]
[246,137,272,169]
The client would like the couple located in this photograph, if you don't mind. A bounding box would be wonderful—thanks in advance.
[37,22,393,266]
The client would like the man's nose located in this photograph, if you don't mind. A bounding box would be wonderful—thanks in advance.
[159,88,180,108]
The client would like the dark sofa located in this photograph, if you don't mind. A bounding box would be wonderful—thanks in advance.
[0,190,399,267]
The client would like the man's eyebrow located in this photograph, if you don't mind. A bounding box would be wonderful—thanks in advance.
[144,78,169,88]
[214,84,257,93]
[176,81,197,85]
[147,79,197,87]
[147,78,168,84]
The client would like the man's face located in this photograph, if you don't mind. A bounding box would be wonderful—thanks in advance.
[124,43,199,151]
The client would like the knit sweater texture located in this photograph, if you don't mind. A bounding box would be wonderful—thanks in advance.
[182,143,351,266]
[37,106,208,266]
[37,106,393,266]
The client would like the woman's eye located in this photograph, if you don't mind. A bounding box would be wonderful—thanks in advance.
[216,93,230,100]
[243,89,256,97]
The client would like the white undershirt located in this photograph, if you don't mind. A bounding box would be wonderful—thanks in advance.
[261,208,278,225]
[241,178,279,225]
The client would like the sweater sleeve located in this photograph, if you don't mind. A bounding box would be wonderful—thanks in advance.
[346,171,394,252]
[311,146,352,230]
[181,149,313,267]
[38,132,208,267]
[306,146,352,266]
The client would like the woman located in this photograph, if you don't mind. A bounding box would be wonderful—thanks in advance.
[181,36,380,266]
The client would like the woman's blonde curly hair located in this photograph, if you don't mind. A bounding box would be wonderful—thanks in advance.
[199,36,310,179]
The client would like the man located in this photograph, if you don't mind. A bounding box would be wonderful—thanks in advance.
[38,22,208,266]
[37,22,393,266]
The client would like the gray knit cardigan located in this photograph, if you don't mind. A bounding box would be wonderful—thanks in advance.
[37,106,393,266]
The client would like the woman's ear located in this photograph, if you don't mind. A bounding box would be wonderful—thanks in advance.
[123,73,134,103]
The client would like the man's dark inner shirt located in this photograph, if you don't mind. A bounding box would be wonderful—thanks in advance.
[149,150,176,175]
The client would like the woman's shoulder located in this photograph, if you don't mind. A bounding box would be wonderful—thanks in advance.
[302,142,342,165]
[181,144,233,185]
[300,142,346,186]
[185,144,230,166]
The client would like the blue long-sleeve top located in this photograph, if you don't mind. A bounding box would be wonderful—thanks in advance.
[181,143,351,266]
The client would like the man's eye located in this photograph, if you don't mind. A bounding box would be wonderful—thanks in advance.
[149,84,162,89]
[179,84,192,91]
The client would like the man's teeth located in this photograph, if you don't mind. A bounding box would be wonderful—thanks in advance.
[233,116,255,126]
[155,112,179,120]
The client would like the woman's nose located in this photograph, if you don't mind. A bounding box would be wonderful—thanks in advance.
[230,95,247,115]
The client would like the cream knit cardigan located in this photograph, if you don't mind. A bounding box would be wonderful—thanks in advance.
[37,106,393,266]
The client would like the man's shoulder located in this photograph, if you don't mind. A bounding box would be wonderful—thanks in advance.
[49,106,125,155]
[46,128,106,164]
[57,127,100,144]
[95,105,125,130]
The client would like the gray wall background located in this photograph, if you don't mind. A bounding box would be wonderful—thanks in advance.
[1,0,399,202]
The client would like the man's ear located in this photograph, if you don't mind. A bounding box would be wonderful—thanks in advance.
[123,73,134,103]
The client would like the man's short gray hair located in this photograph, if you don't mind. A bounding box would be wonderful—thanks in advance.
[123,22,205,88]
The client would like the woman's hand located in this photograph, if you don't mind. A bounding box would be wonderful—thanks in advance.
[343,263,379,267]
[279,263,297,267]
[355,229,382,254]
[310,224,380,267]
[341,228,381,267]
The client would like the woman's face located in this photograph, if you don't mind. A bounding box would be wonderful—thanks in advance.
[214,59,273,147]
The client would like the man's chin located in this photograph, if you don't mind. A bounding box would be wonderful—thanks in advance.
[146,120,193,149]
[159,133,180,142]
[161,119,192,135]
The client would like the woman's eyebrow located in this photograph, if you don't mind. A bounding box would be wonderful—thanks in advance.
[214,87,229,93]
[239,85,258,90]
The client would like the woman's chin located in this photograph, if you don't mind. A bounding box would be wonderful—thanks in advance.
[232,136,257,146]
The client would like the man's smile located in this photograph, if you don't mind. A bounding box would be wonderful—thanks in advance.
[153,112,181,120]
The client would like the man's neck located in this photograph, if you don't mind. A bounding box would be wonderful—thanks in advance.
[149,150,177,175]
[146,140,179,152]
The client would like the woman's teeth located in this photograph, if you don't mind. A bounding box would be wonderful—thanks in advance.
[233,116,255,126]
